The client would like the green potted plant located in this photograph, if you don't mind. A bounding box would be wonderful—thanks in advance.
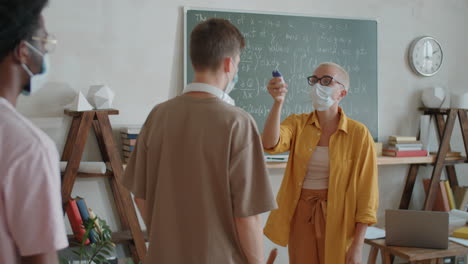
[60,216,116,264]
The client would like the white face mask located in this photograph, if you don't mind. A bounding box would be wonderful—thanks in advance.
[21,42,50,96]
[310,83,339,111]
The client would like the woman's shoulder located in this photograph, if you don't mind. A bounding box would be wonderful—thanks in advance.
[345,117,371,136]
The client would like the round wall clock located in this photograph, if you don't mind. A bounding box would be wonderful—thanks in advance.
[408,36,443,77]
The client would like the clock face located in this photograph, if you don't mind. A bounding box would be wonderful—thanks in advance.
[409,37,443,76]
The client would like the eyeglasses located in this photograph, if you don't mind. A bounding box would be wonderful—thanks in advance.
[307,75,345,88]
[31,33,57,53]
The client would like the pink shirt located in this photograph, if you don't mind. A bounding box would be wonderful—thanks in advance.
[0,97,68,263]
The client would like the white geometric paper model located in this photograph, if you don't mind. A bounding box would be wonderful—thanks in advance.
[66,91,93,111]
[87,85,100,107]
[451,92,468,109]
[422,87,445,108]
[87,85,114,109]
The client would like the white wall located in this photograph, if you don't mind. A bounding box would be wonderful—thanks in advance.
[18,0,468,263]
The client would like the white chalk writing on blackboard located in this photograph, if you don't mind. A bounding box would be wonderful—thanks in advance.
[186,10,378,139]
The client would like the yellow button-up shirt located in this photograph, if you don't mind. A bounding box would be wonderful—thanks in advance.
[264,108,379,264]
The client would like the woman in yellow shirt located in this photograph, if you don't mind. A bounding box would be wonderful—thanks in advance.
[262,62,379,264]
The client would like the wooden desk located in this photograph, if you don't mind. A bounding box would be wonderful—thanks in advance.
[366,239,468,264]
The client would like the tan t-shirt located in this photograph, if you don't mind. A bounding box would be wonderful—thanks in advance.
[121,92,277,264]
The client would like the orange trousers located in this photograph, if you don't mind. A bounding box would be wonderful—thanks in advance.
[288,189,328,264]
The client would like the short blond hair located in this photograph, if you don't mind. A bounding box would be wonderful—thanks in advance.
[316,62,350,90]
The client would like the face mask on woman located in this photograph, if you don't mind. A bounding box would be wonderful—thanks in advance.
[310,83,340,111]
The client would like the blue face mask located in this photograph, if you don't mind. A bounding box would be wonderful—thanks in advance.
[21,42,50,96]
[225,72,238,95]
[225,58,238,95]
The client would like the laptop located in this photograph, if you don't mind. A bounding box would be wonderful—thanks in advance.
[385,209,449,249]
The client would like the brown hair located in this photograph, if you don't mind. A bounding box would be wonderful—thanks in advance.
[190,18,245,72]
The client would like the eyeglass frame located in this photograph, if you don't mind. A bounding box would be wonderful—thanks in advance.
[307,75,345,88]
[31,34,57,53]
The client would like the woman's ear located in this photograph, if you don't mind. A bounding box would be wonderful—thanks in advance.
[339,88,348,100]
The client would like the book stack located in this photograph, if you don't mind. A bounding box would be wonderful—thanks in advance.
[454,186,468,211]
[66,197,98,244]
[382,136,427,157]
[422,179,468,211]
[453,227,468,239]
[121,126,142,164]
[430,151,463,159]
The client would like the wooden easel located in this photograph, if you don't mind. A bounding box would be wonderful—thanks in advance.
[399,108,468,210]
[61,109,146,263]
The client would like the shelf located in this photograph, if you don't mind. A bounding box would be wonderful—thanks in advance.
[110,230,148,243]
[64,109,119,117]
[61,172,113,179]
[420,107,468,115]
[61,109,147,262]
[123,157,466,169]
[67,230,148,245]
[266,155,467,169]
[399,108,468,210]
[376,156,433,165]
[378,155,466,165]
[76,172,112,178]
[441,158,468,165]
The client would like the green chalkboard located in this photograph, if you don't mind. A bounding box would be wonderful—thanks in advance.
[184,8,378,140]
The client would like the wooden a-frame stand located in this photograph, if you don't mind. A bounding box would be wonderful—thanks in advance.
[61,109,146,263]
[399,108,468,210]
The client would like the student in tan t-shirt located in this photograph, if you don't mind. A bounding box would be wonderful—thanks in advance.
[121,18,277,264]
